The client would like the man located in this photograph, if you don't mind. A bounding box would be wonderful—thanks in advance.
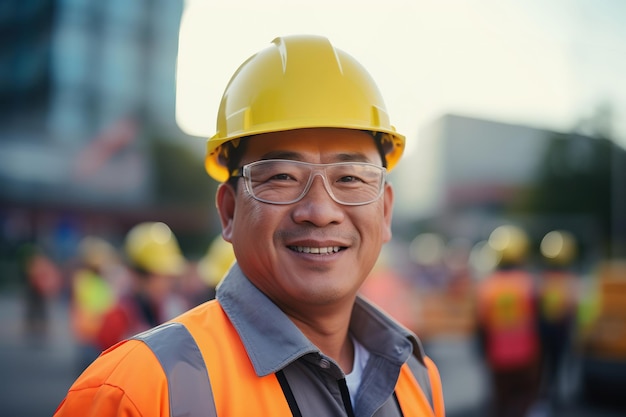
[95,222,188,351]
[54,34,445,417]
[537,230,579,409]
[476,225,541,417]
[69,236,117,373]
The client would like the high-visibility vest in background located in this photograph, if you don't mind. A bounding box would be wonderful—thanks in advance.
[478,270,539,370]
[538,270,577,324]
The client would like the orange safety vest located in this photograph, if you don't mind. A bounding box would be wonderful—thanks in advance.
[151,301,444,416]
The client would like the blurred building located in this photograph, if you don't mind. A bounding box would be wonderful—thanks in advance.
[1,0,183,208]
[394,114,545,222]
[0,0,216,287]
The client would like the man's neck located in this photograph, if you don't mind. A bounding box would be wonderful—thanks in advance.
[284,302,355,373]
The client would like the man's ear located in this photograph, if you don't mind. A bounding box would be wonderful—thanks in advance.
[216,183,236,243]
[382,183,394,243]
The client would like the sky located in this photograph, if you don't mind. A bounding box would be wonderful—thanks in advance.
[175,0,626,156]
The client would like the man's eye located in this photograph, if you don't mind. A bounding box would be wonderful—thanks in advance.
[267,173,295,181]
[338,175,362,183]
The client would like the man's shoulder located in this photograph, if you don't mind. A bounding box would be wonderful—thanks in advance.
[55,339,169,415]
[70,338,166,393]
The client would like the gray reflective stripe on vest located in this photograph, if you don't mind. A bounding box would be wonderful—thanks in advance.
[133,322,217,417]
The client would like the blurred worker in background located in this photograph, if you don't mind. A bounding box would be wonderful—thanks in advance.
[476,225,541,417]
[69,236,118,373]
[19,243,63,341]
[95,221,188,351]
[54,35,445,416]
[537,230,579,409]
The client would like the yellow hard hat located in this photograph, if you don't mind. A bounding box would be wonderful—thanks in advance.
[488,225,530,266]
[124,222,185,276]
[77,236,118,271]
[197,235,235,287]
[205,34,405,182]
[540,230,577,266]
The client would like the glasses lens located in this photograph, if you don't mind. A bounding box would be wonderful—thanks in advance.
[326,163,384,204]
[246,160,308,203]
[244,160,385,205]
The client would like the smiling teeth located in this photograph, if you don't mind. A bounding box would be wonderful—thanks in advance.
[293,246,340,254]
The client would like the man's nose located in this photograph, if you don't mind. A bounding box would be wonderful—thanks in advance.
[305,172,335,202]
[291,173,344,225]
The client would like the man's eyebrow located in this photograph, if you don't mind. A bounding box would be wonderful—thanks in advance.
[334,152,373,163]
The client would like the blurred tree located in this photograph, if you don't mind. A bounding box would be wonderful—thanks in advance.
[522,133,611,218]
[147,134,220,258]
[149,135,216,206]
[512,103,626,258]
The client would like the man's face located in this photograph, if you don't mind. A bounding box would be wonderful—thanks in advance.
[217,128,394,312]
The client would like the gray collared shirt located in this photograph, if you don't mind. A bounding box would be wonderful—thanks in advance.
[215,263,430,417]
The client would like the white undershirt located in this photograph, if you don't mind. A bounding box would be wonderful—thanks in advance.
[345,336,370,407]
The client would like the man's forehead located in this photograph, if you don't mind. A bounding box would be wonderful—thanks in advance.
[239,133,380,167]
[252,149,376,164]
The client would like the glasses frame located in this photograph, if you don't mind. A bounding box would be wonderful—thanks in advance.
[232,159,387,206]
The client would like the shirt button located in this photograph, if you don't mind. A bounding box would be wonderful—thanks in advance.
[319,358,331,369]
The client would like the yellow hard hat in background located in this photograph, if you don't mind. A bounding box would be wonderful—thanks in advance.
[124,222,185,276]
[205,34,406,182]
[540,230,577,266]
[488,225,530,267]
[197,235,235,287]
[77,236,118,271]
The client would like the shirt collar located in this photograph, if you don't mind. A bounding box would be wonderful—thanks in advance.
[216,263,425,376]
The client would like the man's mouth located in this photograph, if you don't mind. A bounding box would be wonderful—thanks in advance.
[288,246,342,254]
